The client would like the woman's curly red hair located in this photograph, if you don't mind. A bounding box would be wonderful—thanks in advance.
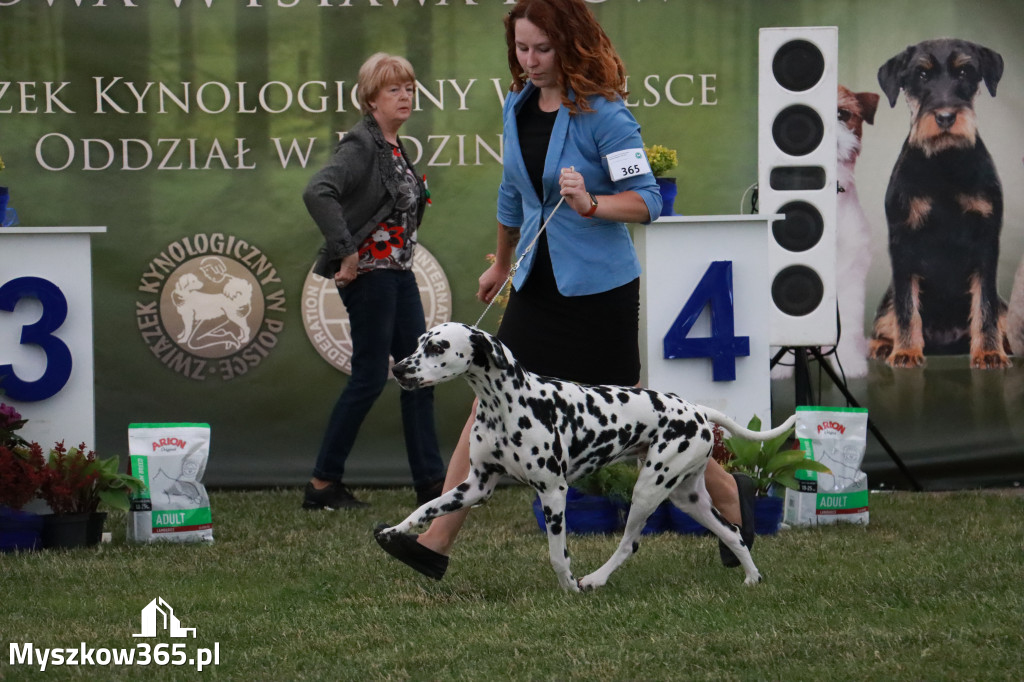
[504,0,628,115]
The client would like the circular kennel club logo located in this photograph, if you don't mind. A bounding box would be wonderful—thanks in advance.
[136,234,286,381]
[302,246,451,374]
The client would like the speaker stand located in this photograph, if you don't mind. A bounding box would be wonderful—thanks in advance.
[771,346,923,491]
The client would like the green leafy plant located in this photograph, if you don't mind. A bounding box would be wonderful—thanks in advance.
[720,416,831,496]
[644,144,678,177]
[571,462,638,503]
[88,454,145,512]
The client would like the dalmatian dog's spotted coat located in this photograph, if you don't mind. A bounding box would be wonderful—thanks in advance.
[379,322,795,591]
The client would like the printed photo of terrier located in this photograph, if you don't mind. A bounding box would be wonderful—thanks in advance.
[868,38,1010,370]
[833,85,880,378]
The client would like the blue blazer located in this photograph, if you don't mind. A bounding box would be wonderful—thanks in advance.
[497,83,662,296]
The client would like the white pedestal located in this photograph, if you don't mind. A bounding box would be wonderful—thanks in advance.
[0,227,106,450]
[635,215,778,426]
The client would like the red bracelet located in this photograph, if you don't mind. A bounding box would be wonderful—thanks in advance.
[580,193,598,218]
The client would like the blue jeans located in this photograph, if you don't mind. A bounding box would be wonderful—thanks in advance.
[312,269,445,488]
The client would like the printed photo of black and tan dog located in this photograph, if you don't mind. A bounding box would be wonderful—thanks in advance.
[868,38,1011,370]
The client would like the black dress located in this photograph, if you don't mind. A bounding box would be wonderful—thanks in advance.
[496,89,641,387]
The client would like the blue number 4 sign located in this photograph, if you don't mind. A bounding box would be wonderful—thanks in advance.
[663,261,750,382]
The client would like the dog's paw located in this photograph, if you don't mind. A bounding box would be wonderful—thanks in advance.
[577,574,604,592]
[557,575,582,592]
[867,339,893,360]
[971,350,1012,370]
[743,572,764,586]
[888,350,925,368]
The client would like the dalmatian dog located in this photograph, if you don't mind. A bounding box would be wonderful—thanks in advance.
[377,322,796,592]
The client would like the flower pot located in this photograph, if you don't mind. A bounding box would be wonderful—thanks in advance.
[754,495,784,535]
[532,488,620,535]
[0,506,44,553]
[86,511,108,546]
[655,177,677,216]
[666,504,709,536]
[41,512,90,550]
[0,186,8,218]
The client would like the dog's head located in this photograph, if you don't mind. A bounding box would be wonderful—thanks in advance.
[392,322,516,390]
[837,85,879,166]
[878,39,1003,156]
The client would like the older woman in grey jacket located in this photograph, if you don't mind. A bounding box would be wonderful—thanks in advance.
[301,53,445,510]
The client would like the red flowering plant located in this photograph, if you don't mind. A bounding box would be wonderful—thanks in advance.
[0,441,46,510]
[1,402,29,450]
[39,442,100,515]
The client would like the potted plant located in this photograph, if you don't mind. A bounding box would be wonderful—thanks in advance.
[0,151,10,225]
[38,442,100,549]
[718,416,832,534]
[644,144,679,216]
[82,454,145,545]
[0,441,47,553]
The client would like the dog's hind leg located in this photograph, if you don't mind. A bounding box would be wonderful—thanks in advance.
[536,488,582,592]
[670,480,763,586]
[577,463,676,591]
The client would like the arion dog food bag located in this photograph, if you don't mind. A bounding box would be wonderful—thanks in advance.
[784,406,870,527]
[127,423,214,543]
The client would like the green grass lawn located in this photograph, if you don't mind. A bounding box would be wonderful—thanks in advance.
[2,486,1022,681]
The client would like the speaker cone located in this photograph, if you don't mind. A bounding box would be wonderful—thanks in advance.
[772,105,824,156]
[772,39,825,92]
[772,202,824,253]
[771,265,824,317]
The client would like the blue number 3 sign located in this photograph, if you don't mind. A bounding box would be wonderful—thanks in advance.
[663,261,750,382]
[0,276,74,401]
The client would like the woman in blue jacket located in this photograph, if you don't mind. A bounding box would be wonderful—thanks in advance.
[377,0,754,578]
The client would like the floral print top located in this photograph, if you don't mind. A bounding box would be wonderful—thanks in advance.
[356,145,420,273]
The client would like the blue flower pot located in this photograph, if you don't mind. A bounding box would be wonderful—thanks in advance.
[754,495,784,535]
[0,187,9,220]
[655,177,677,216]
[1,506,44,553]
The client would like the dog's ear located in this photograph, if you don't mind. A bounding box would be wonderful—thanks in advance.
[857,92,880,125]
[976,45,1004,97]
[878,47,913,107]
[469,330,493,371]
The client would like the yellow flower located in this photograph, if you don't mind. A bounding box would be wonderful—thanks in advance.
[644,144,677,177]
[0,153,5,172]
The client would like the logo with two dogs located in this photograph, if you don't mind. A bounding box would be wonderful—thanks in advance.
[135,234,287,382]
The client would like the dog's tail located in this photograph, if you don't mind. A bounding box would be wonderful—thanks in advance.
[705,409,797,442]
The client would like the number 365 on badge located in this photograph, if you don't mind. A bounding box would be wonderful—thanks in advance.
[605,148,653,182]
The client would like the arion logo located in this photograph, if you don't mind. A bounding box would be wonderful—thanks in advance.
[134,597,195,638]
[301,246,452,374]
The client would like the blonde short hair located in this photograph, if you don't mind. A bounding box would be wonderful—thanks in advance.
[357,52,417,115]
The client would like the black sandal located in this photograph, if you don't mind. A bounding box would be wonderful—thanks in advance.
[374,524,449,580]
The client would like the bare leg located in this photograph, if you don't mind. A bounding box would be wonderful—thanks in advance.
[704,458,739,524]
[414,401,477,555]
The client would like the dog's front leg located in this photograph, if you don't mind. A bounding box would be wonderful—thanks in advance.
[536,488,581,592]
[889,274,925,367]
[383,472,496,535]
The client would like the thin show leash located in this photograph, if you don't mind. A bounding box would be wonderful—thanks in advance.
[474,194,566,328]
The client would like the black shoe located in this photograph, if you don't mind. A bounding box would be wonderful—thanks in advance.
[719,473,756,568]
[374,524,448,580]
[302,481,369,510]
[414,478,445,506]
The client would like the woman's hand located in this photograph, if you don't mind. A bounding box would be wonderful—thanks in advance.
[559,167,594,216]
[478,261,511,303]
[334,252,359,287]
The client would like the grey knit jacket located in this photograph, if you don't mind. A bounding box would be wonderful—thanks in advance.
[303,114,427,278]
